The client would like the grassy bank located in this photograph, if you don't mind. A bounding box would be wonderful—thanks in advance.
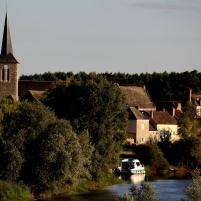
[0,180,32,201]
[41,173,123,200]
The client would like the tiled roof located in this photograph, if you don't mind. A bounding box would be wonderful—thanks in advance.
[152,111,177,125]
[120,86,156,110]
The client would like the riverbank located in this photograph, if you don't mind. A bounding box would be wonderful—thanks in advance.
[38,173,123,200]
[145,166,191,181]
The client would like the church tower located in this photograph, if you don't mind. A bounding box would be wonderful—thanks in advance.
[0,13,19,101]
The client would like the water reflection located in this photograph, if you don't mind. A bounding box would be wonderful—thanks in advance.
[120,174,145,184]
[130,174,145,184]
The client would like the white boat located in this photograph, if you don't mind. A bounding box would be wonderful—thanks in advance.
[117,158,145,174]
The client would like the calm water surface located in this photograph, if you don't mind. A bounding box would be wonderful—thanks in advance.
[51,175,191,201]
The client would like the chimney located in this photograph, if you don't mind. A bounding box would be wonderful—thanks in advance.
[151,110,154,118]
[187,88,192,103]
[172,108,176,117]
[177,102,182,111]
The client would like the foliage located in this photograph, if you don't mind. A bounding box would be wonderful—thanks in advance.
[117,182,158,201]
[44,77,128,179]
[172,136,201,168]
[178,103,198,138]
[117,193,134,201]
[0,180,32,201]
[185,169,201,201]
[0,100,91,194]
[157,131,173,164]
[134,143,169,175]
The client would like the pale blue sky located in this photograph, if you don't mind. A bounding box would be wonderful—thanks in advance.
[0,0,201,75]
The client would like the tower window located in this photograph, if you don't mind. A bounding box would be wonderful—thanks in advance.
[1,65,9,82]
[7,69,10,81]
[2,68,5,81]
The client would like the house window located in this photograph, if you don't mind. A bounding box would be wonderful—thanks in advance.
[1,65,9,82]
[196,108,201,117]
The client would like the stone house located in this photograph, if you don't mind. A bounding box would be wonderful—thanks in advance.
[127,107,150,144]
[120,86,159,144]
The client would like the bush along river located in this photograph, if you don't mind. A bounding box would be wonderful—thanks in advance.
[48,175,191,201]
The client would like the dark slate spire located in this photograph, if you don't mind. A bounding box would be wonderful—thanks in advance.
[0,13,18,64]
[1,13,13,55]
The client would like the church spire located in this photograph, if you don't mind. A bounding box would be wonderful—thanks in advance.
[1,13,13,56]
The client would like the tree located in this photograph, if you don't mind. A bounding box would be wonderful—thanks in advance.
[172,136,201,168]
[186,170,201,201]
[134,143,169,175]
[117,182,158,201]
[44,77,128,179]
[22,119,85,193]
[0,101,91,194]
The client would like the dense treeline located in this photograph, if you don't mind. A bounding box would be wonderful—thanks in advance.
[43,77,128,179]
[20,70,201,101]
[0,77,127,197]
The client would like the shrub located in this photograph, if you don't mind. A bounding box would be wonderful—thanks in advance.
[117,182,158,201]
[0,180,31,201]
[186,169,201,201]
[134,143,169,175]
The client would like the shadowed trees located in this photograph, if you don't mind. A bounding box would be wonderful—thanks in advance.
[44,77,128,179]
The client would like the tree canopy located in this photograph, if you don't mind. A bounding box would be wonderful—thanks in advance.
[44,77,128,179]
[0,100,92,194]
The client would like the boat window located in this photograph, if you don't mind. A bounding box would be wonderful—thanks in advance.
[136,162,140,166]
[122,162,135,170]
[129,162,134,169]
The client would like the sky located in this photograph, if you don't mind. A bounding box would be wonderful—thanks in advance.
[0,0,201,75]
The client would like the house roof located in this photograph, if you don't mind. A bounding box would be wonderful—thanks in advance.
[21,90,45,103]
[120,86,156,111]
[174,110,183,120]
[128,107,148,120]
[18,80,56,99]
[29,90,45,101]
[151,111,177,125]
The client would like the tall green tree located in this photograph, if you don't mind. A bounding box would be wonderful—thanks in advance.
[0,101,91,194]
[44,77,128,179]
[186,170,201,201]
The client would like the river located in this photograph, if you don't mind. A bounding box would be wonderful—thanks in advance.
[56,175,191,201]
